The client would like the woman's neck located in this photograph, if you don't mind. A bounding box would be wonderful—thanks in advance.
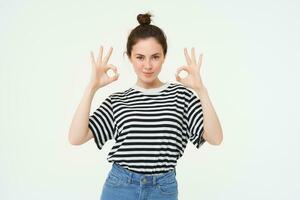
[135,79,165,89]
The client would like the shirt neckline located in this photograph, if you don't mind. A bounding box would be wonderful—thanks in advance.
[131,82,171,94]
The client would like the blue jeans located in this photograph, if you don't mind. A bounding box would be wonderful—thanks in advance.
[100,162,178,200]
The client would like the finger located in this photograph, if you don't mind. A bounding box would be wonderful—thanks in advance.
[107,64,118,74]
[90,51,96,68]
[175,65,189,76]
[97,46,103,65]
[114,72,120,79]
[110,71,119,82]
[191,47,196,65]
[103,46,113,65]
[197,53,203,69]
[174,69,182,82]
[184,48,191,65]
[175,72,181,83]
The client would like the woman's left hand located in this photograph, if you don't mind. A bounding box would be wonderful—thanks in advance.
[175,47,205,90]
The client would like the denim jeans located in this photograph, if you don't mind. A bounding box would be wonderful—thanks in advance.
[100,162,178,200]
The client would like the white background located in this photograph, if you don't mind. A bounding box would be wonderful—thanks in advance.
[1,0,299,199]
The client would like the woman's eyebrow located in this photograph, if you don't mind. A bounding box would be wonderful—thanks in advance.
[135,53,161,56]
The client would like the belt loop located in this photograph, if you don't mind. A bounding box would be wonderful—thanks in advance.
[153,175,157,185]
[128,172,132,184]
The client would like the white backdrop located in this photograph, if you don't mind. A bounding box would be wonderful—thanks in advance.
[1,0,299,199]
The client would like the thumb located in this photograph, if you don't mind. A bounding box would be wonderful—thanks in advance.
[111,72,119,81]
[175,72,181,82]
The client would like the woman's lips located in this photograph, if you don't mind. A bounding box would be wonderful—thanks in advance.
[143,72,153,76]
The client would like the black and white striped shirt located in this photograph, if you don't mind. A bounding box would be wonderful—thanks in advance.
[88,82,205,174]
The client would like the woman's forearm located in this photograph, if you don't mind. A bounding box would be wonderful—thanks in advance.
[194,86,223,145]
[68,84,97,145]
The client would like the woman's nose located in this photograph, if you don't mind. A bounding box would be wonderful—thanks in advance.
[144,59,152,69]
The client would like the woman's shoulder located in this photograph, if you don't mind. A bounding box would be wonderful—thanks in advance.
[169,82,194,95]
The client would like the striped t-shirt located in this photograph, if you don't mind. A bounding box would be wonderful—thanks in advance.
[88,82,205,174]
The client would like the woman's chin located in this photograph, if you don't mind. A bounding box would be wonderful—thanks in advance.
[141,75,155,81]
[139,77,158,84]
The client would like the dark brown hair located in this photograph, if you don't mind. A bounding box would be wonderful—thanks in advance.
[125,12,168,59]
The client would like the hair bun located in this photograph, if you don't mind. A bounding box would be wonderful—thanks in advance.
[137,13,152,25]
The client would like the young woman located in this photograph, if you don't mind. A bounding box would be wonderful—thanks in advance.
[68,12,223,200]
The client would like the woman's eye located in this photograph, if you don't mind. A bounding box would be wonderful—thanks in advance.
[136,56,159,60]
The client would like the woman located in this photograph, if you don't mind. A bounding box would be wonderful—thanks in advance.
[68,12,223,200]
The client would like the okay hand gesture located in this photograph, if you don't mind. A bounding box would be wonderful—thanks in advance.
[175,47,205,90]
[89,46,119,90]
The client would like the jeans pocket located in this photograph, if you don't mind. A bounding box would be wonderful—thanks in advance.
[157,179,178,195]
[105,171,121,187]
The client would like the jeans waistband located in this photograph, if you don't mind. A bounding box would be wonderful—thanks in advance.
[110,162,177,186]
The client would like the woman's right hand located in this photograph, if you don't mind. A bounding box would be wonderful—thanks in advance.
[88,46,119,90]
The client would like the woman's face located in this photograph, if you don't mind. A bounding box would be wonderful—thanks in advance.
[129,37,165,87]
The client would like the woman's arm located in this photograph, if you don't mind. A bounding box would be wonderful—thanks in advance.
[68,46,119,145]
[68,85,97,145]
[194,86,223,145]
[175,47,223,145]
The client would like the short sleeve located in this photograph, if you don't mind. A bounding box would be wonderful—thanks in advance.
[88,95,115,150]
[186,92,206,149]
